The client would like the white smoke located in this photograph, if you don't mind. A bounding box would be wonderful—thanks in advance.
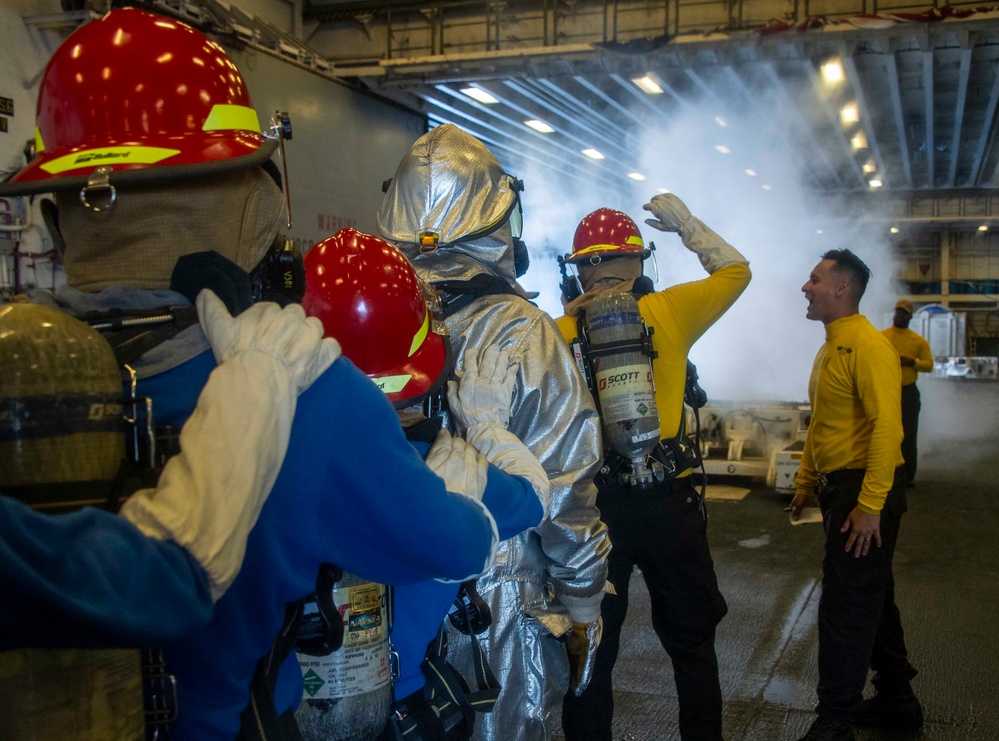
[513,87,900,402]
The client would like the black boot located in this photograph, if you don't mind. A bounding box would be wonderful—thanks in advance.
[851,681,924,731]
[797,716,855,741]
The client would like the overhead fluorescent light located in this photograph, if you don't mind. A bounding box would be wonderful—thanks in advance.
[890,227,900,234]
[715,117,727,128]
[657,188,670,194]
[762,184,773,191]
[821,60,844,85]
[744,169,757,177]
[460,86,498,104]
[840,103,859,125]
[715,145,731,154]
[979,225,989,232]
[524,119,554,133]
[862,161,876,174]
[581,148,605,160]
[628,172,646,181]
[632,75,663,94]
[851,132,868,150]
[868,178,883,188]
[817,229,824,235]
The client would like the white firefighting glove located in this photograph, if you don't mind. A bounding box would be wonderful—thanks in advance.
[425,428,499,581]
[448,345,551,518]
[119,290,341,601]
[196,290,338,392]
[425,428,489,502]
[447,344,516,426]
[643,193,748,274]
[567,617,603,696]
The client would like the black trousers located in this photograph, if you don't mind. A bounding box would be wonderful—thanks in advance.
[561,478,728,741]
[900,384,921,485]
[815,468,917,721]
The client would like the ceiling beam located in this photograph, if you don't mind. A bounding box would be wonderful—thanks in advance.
[794,58,868,190]
[608,72,674,117]
[723,65,758,107]
[503,80,629,157]
[416,92,630,187]
[971,67,999,185]
[760,60,845,190]
[533,78,637,161]
[883,52,913,189]
[843,56,888,189]
[923,51,935,187]
[571,76,643,138]
[947,47,973,187]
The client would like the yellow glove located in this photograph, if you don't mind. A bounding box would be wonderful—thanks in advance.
[566,622,589,693]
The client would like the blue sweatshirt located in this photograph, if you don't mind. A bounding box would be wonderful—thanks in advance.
[141,350,502,740]
[280,431,544,713]
[0,497,211,649]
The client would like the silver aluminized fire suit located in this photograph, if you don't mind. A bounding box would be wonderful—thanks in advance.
[377,124,610,741]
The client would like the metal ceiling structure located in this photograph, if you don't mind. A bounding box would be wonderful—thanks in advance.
[294,0,999,203]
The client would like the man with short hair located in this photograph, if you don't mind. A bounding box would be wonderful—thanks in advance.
[792,250,921,741]
[881,299,933,487]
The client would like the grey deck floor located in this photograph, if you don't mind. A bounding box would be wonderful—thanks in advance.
[552,380,999,741]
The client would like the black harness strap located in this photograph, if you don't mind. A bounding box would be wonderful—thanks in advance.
[237,601,306,741]
[434,275,522,317]
[387,620,500,741]
[83,306,200,368]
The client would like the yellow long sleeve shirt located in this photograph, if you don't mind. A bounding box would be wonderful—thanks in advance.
[557,263,752,471]
[881,326,933,386]
[796,314,904,514]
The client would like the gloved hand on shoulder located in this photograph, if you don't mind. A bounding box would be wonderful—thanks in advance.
[425,428,489,502]
[120,290,341,601]
[642,193,748,274]
[449,344,551,517]
[566,617,603,696]
[197,288,340,393]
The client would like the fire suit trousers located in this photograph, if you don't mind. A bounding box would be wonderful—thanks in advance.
[561,477,728,741]
[815,467,917,722]
[900,384,921,485]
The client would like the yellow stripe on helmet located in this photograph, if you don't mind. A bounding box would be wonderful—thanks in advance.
[40,146,181,174]
[626,235,645,246]
[409,310,430,358]
[202,104,261,133]
[34,128,45,155]
[574,240,643,257]
[372,374,412,394]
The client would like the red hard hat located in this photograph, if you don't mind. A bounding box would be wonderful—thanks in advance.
[566,208,650,264]
[0,8,276,196]
[303,228,450,407]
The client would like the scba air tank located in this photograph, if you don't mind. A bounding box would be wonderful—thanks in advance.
[586,292,661,478]
[296,572,392,741]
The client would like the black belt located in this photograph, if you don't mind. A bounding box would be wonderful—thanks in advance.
[817,469,866,487]
[596,473,695,498]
